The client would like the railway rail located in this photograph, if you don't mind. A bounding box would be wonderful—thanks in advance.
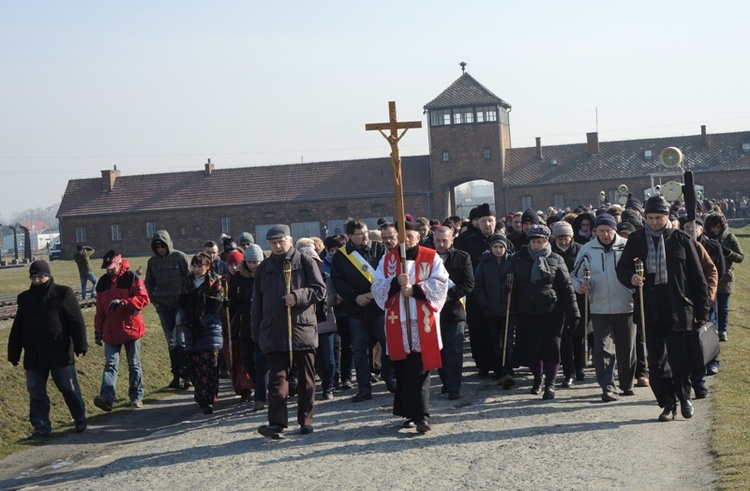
[0,289,96,323]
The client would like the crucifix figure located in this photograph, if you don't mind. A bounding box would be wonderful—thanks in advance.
[366,101,422,347]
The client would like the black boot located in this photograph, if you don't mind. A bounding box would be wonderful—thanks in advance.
[530,376,542,395]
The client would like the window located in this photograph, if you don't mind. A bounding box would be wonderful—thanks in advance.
[179,226,186,236]
[429,109,452,127]
[335,206,348,215]
[221,217,231,234]
[75,226,86,243]
[483,148,492,160]
[453,109,463,125]
[477,106,497,123]
[263,212,275,220]
[298,209,311,217]
[110,224,122,242]
[553,194,565,209]
[442,151,450,163]
[521,196,532,211]
[194,225,201,236]
[145,221,157,238]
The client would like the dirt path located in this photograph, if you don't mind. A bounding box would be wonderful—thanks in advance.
[0,360,716,491]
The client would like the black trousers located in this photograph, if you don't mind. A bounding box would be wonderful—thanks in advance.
[393,352,430,422]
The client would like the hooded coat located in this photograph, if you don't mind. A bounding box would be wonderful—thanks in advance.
[144,230,189,309]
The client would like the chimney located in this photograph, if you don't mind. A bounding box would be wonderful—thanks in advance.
[586,132,600,155]
[701,125,709,147]
[101,165,121,192]
[536,137,543,160]
[204,158,214,176]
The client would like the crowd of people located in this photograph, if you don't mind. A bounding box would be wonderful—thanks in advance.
[6,193,745,440]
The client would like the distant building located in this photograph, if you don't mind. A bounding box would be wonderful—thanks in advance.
[56,72,750,259]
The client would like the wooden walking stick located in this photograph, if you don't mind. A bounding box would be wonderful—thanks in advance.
[634,258,648,371]
[583,267,591,366]
[283,260,294,367]
[502,273,514,369]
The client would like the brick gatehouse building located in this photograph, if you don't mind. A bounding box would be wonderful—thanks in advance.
[56,71,750,258]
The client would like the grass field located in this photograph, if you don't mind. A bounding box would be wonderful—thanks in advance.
[1,237,749,489]
[0,255,173,457]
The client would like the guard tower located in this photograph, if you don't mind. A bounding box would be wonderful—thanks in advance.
[424,65,512,218]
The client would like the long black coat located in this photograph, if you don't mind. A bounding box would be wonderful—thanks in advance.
[616,227,710,331]
[8,280,88,369]
[473,251,512,318]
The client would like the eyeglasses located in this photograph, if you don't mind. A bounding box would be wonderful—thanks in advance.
[350,231,369,237]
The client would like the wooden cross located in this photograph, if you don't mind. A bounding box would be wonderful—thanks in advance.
[365,101,422,243]
[366,101,422,349]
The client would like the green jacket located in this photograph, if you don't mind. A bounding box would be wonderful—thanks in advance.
[144,230,189,309]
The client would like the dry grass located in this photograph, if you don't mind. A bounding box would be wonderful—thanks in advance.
[712,232,750,490]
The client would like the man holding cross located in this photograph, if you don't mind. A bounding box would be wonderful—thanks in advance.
[372,221,449,432]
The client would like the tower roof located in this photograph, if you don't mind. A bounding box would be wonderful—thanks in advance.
[424,72,511,110]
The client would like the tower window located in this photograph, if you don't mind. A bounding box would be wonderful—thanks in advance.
[483,148,492,160]
[442,151,450,163]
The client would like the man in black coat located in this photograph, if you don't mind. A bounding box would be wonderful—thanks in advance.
[330,219,393,401]
[434,226,475,399]
[616,196,710,422]
[8,260,88,440]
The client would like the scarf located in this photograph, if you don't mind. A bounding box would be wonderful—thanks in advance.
[529,243,552,283]
[645,222,670,285]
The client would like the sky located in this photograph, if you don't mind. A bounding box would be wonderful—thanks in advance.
[2,1,749,220]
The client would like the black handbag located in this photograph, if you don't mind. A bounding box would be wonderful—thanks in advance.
[693,321,720,366]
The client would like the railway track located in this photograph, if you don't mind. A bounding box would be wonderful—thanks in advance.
[0,289,97,323]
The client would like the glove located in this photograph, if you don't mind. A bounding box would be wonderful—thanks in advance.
[109,299,125,311]
[95,330,103,346]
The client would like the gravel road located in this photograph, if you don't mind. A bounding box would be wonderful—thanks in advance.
[0,358,716,491]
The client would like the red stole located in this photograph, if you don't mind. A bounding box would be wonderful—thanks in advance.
[383,246,442,370]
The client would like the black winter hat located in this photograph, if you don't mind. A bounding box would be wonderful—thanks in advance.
[29,260,51,277]
[644,195,670,215]
[474,203,495,220]
[521,208,542,225]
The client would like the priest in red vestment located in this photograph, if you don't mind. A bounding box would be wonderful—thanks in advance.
[372,221,449,433]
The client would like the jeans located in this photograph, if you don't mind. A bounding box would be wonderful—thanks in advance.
[156,305,186,376]
[349,315,392,393]
[26,365,86,435]
[317,332,336,391]
[716,293,730,334]
[100,340,144,404]
[80,272,97,299]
